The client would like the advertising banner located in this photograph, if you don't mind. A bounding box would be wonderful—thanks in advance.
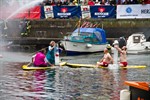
[53,6,81,18]
[90,6,116,18]
[44,6,54,18]
[14,6,41,19]
[81,6,91,19]
[117,4,150,19]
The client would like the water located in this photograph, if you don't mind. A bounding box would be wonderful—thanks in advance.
[0,51,150,100]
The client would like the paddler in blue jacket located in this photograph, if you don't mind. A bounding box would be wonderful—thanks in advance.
[46,41,56,65]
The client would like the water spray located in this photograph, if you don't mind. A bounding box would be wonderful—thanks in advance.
[109,40,119,69]
[6,0,44,20]
[4,20,8,30]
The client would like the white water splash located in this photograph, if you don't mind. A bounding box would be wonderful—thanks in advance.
[6,0,44,20]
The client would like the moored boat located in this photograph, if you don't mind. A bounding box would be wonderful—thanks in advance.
[126,32,150,54]
[61,28,109,56]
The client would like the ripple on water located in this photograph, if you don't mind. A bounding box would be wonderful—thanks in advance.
[0,53,150,100]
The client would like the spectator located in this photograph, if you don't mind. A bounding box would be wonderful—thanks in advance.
[81,0,88,5]
[88,0,95,5]
[56,0,63,6]
[72,0,78,5]
[95,0,101,5]
[50,0,56,5]
[62,0,69,5]
[143,0,150,4]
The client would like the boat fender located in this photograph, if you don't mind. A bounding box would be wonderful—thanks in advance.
[120,89,130,100]
[86,44,92,48]
[73,44,77,46]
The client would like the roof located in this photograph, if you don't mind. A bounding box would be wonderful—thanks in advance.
[73,28,105,33]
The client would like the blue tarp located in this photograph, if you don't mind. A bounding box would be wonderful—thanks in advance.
[72,28,107,44]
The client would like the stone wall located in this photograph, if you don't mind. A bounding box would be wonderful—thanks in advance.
[4,19,150,41]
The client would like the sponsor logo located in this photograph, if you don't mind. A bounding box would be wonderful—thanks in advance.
[94,7,108,17]
[61,8,68,13]
[46,7,51,11]
[126,7,132,13]
[98,8,105,12]
[83,7,89,11]
[57,8,71,17]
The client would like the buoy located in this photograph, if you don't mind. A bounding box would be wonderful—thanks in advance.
[86,43,92,48]
[120,89,130,100]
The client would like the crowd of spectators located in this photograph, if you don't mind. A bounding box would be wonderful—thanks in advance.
[41,0,150,6]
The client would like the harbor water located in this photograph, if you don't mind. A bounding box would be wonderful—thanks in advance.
[0,51,150,100]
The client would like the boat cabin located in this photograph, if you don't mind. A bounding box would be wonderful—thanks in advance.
[127,33,146,44]
[68,28,107,44]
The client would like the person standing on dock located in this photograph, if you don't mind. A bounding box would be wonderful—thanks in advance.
[46,41,56,65]
[114,45,128,67]
[97,48,114,67]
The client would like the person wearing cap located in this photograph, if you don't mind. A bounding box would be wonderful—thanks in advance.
[97,48,114,67]
[114,45,128,67]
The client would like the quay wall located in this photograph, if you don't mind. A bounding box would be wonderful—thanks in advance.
[3,19,150,47]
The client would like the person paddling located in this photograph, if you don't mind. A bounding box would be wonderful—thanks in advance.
[33,48,49,67]
[114,45,128,67]
[97,48,114,67]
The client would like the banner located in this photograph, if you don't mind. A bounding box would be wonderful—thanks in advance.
[53,6,81,18]
[14,6,41,19]
[44,6,54,18]
[117,4,150,19]
[81,6,91,19]
[90,6,116,18]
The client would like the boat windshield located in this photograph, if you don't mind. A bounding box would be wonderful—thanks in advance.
[71,32,92,37]
[94,31,102,42]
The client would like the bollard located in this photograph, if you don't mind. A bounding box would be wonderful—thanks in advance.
[120,89,130,100]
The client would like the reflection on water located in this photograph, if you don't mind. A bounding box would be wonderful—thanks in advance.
[0,52,150,100]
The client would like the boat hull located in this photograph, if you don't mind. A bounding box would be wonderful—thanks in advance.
[126,33,150,54]
[61,40,107,56]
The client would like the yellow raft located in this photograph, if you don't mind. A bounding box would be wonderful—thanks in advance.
[22,62,146,70]
[22,63,54,70]
[60,62,147,69]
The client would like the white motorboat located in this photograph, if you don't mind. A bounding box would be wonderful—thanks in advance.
[61,28,109,56]
[126,32,150,54]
